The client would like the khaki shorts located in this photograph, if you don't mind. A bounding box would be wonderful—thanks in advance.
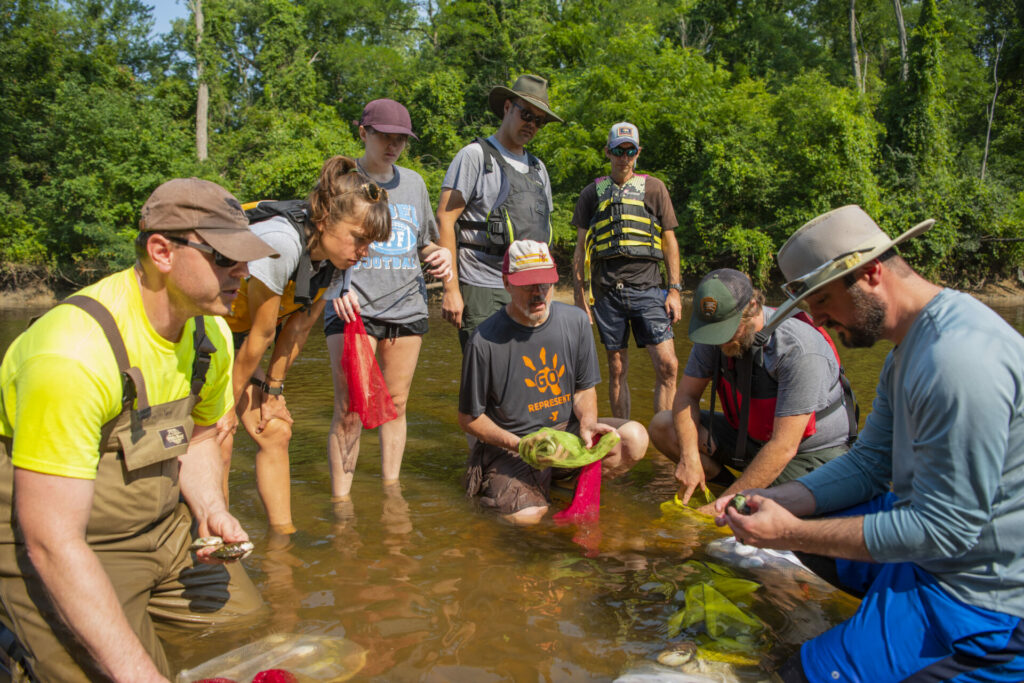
[0,503,266,682]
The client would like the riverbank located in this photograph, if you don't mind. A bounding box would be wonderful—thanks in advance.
[4,275,1023,311]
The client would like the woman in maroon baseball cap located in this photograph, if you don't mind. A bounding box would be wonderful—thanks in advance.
[323,99,452,507]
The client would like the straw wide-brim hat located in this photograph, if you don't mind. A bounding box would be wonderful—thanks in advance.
[488,74,563,124]
[773,205,934,318]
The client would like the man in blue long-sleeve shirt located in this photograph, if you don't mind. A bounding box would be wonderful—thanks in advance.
[718,205,1024,682]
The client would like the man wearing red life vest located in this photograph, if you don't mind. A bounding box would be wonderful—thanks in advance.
[649,268,856,515]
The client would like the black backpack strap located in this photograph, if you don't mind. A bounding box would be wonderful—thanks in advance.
[708,360,720,457]
[733,349,755,465]
[189,316,217,397]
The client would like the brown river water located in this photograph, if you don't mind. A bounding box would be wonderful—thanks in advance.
[1,295,1023,682]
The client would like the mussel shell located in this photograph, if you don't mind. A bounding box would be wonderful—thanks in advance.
[210,541,254,560]
[189,536,224,551]
[728,494,752,515]
[656,642,697,667]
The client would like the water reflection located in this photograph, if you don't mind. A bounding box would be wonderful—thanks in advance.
[2,295,1022,681]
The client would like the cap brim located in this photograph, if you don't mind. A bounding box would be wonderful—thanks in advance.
[368,123,419,140]
[506,267,559,286]
[196,227,280,262]
[688,313,743,346]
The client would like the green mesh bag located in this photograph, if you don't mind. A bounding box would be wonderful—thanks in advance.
[518,428,621,469]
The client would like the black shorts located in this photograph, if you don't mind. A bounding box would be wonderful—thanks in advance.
[324,315,428,340]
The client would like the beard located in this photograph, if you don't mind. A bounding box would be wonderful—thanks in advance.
[721,321,758,358]
[834,285,887,348]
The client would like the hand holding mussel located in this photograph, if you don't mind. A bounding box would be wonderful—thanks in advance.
[189,536,254,560]
[727,494,753,515]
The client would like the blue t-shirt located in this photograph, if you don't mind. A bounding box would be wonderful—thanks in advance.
[799,289,1024,617]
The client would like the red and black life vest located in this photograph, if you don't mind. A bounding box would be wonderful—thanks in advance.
[709,311,858,465]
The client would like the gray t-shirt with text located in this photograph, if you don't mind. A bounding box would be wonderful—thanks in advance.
[325,165,437,324]
[459,302,601,436]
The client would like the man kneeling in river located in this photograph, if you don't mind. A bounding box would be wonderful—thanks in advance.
[718,206,1024,682]
[458,240,648,525]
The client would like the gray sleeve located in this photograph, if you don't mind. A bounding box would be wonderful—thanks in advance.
[441,144,485,205]
[247,219,303,295]
[536,158,555,213]
[773,350,836,417]
[573,311,601,391]
[683,344,716,379]
[458,334,490,418]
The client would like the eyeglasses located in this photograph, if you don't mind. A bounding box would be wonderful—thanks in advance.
[511,101,547,127]
[781,248,874,300]
[165,235,239,268]
[609,146,639,158]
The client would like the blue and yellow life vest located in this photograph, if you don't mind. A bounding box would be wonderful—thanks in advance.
[583,174,663,303]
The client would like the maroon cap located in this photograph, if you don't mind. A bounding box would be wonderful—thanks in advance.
[360,99,418,140]
[139,178,278,263]
[502,240,559,286]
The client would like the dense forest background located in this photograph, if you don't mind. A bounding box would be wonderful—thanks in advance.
[2,0,1022,290]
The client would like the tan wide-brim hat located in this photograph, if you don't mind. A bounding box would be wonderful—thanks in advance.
[488,74,564,124]
[140,177,279,262]
[773,205,934,318]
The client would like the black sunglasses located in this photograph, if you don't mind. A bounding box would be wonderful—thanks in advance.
[165,235,239,268]
[511,101,547,127]
[609,146,638,158]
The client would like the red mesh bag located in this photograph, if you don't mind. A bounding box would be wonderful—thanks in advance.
[342,315,398,429]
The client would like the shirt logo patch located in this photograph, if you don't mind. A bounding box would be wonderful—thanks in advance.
[700,297,719,318]
[522,348,565,396]
[160,426,188,448]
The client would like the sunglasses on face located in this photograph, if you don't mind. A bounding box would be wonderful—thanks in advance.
[165,235,240,268]
[609,146,639,158]
[781,248,874,300]
[511,101,547,127]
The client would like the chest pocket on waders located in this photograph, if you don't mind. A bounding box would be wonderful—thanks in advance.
[62,296,215,544]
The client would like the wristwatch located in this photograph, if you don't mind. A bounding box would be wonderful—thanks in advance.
[667,283,683,292]
[250,377,284,396]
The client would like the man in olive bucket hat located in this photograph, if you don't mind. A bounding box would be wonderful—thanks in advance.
[715,205,1024,682]
[437,74,563,350]
[0,178,272,681]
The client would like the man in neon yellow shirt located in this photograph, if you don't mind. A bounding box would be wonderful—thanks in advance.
[0,178,277,682]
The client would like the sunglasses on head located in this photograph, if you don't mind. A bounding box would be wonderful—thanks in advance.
[781,248,874,300]
[511,101,547,127]
[343,169,389,203]
[609,146,638,158]
[164,234,239,268]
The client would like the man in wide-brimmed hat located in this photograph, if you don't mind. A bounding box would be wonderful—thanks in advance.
[716,205,1024,681]
[437,74,563,350]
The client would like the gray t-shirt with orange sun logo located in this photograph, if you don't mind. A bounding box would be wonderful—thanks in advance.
[459,302,601,436]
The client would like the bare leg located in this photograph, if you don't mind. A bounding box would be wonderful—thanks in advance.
[326,332,363,500]
[503,505,549,526]
[646,339,678,413]
[237,384,296,533]
[375,335,423,484]
[606,348,630,419]
[593,416,649,477]
[647,409,722,477]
